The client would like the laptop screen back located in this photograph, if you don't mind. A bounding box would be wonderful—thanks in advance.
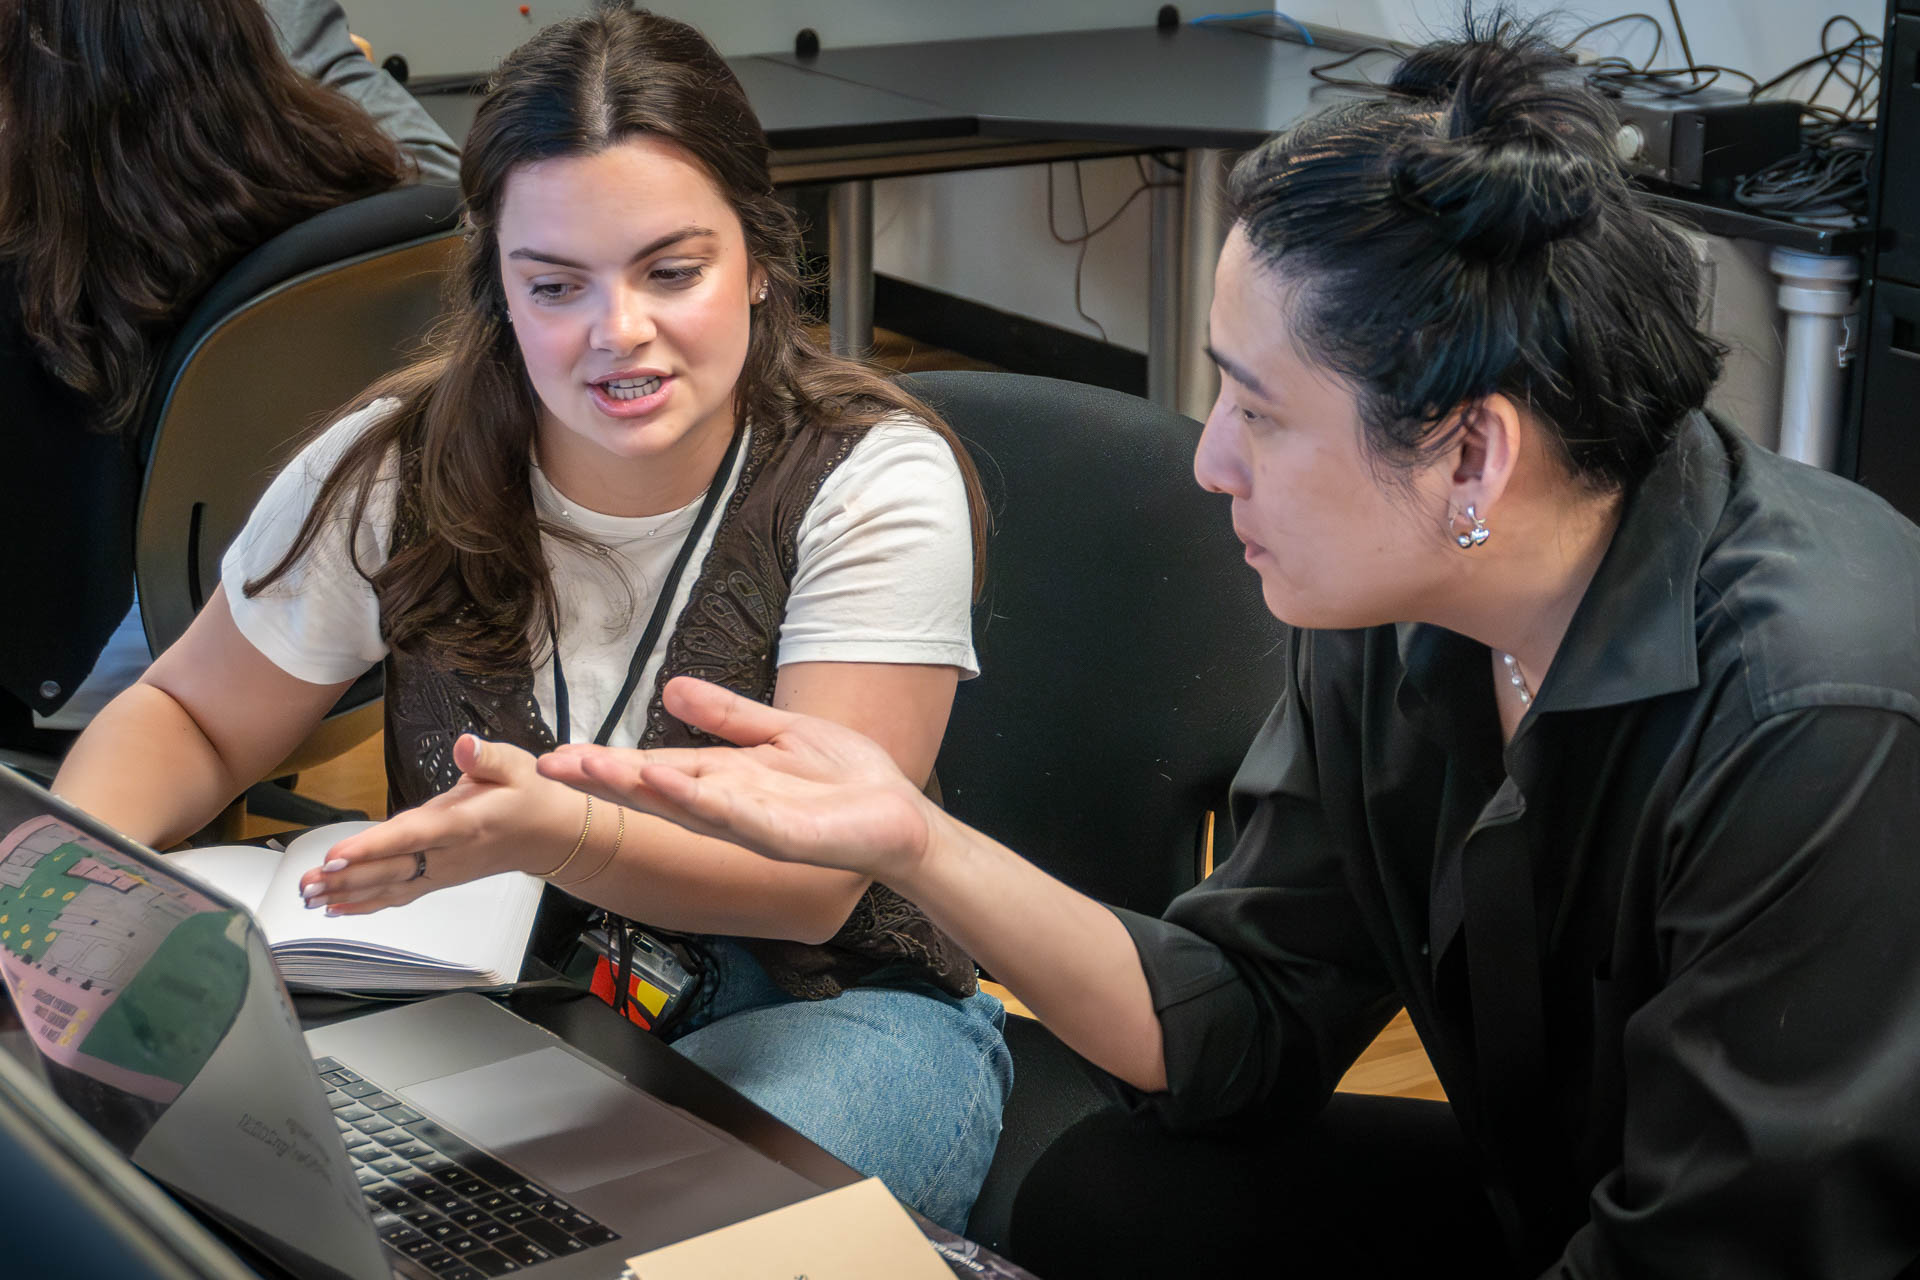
[0,769,390,1280]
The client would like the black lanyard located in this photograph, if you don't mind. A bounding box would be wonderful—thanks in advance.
[549,423,745,747]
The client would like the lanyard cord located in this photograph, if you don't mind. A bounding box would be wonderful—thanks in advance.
[549,421,746,748]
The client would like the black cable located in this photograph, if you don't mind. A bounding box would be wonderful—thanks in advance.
[1558,8,1884,225]
[1733,120,1874,223]
[1663,0,1697,81]
[1566,12,1664,69]
[1574,10,1879,128]
[1812,26,1879,121]
[1044,161,1175,345]
[1590,62,1758,97]
[1307,43,1406,89]
[1751,31,1879,116]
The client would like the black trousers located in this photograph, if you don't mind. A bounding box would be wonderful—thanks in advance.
[1004,1092,1516,1278]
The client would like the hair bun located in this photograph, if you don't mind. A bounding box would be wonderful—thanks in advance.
[1386,35,1617,262]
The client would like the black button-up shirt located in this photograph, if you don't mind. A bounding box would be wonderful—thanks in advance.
[1116,413,1920,1277]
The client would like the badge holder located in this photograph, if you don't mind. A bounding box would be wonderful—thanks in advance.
[580,918,693,1032]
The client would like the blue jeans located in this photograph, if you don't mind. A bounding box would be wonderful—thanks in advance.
[663,937,1011,1234]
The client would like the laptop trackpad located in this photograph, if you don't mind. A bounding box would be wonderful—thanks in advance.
[403,1047,725,1194]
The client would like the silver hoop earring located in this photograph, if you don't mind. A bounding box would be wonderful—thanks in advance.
[755,282,769,303]
[1453,503,1490,549]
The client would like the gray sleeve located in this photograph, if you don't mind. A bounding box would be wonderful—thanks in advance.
[260,0,462,187]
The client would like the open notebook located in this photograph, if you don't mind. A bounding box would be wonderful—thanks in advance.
[165,822,542,992]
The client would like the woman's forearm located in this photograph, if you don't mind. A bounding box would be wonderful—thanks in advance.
[54,683,250,848]
[544,805,873,944]
[54,588,357,850]
[892,810,1169,1092]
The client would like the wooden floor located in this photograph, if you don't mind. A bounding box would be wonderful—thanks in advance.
[256,323,1443,1102]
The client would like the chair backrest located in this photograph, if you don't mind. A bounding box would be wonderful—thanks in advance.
[903,371,1289,916]
[134,183,462,657]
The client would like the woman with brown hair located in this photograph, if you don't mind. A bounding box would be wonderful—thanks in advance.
[0,0,419,744]
[55,6,1010,1231]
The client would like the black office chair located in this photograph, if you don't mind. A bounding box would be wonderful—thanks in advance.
[897,372,1290,1258]
[134,183,462,828]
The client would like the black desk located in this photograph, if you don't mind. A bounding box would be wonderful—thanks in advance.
[1645,192,1876,257]
[762,24,1387,416]
[764,23,1363,149]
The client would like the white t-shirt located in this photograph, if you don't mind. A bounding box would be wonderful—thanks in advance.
[222,401,978,749]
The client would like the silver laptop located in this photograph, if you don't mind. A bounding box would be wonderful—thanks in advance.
[0,767,820,1280]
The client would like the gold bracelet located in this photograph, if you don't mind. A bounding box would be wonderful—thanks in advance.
[552,804,624,888]
[541,794,593,879]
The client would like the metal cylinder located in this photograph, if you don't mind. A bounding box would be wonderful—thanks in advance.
[1767,247,1860,471]
[1177,148,1234,423]
[828,180,875,357]
[1147,159,1184,411]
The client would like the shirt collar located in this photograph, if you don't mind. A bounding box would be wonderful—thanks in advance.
[1397,411,1733,717]
[1529,411,1732,712]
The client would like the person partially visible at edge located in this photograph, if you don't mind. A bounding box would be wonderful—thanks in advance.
[264,0,463,186]
[0,0,444,746]
[539,18,1920,1279]
[52,5,1010,1234]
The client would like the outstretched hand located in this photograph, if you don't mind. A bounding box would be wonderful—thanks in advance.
[536,676,938,882]
[298,734,583,914]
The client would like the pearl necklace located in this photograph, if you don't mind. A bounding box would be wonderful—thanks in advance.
[1501,652,1534,707]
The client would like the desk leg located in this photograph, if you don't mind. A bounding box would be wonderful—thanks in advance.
[829,180,875,357]
[1178,149,1234,423]
[1148,157,1184,410]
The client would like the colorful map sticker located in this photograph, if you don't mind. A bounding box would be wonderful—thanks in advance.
[0,818,248,1104]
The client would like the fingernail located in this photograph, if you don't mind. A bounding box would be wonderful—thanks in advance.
[305,898,324,910]
[301,881,325,898]
[321,858,349,872]
[325,906,341,916]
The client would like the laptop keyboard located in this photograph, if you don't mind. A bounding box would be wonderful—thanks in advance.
[315,1055,621,1277]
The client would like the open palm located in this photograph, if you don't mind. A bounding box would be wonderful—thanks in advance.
[536,677,937,882]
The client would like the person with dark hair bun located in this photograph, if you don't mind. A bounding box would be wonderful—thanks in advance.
[540,20,1920,1277]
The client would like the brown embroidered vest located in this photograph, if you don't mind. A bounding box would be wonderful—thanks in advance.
[381,422,977,1001]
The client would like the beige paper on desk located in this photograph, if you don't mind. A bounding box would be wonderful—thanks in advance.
[625,1176,953,1279]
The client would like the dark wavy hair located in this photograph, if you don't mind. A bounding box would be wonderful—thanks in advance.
[1228,12,1725,491]
[250,5,988,679]
[0,0,408,437]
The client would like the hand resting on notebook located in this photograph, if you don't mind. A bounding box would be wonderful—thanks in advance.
[299,733,584,914]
